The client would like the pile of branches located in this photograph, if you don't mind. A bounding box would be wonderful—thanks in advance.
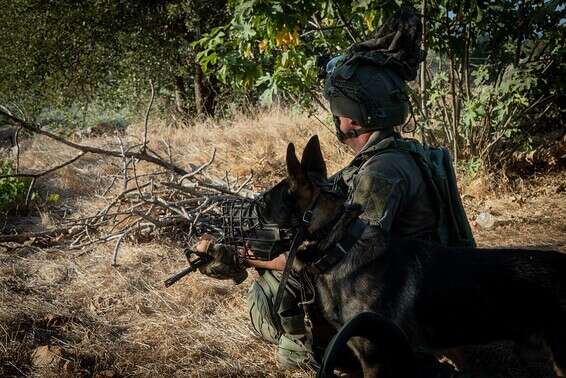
[0,104,256,264]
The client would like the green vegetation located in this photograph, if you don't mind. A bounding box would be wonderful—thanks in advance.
[1,0,564,164]
[0,161,31,212]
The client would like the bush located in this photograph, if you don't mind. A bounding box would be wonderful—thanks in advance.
[0,160,31,212]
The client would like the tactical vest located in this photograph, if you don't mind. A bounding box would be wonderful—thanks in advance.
[338,136,476,248]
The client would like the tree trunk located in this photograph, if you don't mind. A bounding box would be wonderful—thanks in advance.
[174,75,188,114]
[462,26,471,100]
[445,6,459,162]
[448,52,459,163]
[515,0,525,66]
[419,0,428,143]
[193,62,217,116]
[194,62,208,116]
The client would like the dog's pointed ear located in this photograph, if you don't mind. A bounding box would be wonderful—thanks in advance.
[286,142,307,192]
[301,135,327,179]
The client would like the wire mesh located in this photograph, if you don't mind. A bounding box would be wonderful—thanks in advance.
[220,198,294,261]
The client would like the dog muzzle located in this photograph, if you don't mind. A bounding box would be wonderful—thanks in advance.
[220,198,296,261]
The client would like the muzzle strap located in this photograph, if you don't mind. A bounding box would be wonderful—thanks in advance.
[221,198,295,261]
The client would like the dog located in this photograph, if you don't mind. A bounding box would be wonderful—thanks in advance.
[318,311,462,377]
[258,135,566,377]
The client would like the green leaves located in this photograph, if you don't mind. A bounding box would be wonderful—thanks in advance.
[195,27,228,72]
[0,161,31,212]
[2,0,563,134]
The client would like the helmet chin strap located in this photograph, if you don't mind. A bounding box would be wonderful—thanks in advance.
[335,119,381,143]
[338,127,376,142]
[333,116,396,143]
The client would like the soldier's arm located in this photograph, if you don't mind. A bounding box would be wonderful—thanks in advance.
[195,238,286,271]
[245,255,286,271]
[350,158,409,232]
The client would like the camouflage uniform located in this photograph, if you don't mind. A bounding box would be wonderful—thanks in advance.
[333,130,436,238]
[247,130,440,368]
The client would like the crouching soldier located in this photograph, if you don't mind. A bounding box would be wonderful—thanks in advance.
[194,37,476,368]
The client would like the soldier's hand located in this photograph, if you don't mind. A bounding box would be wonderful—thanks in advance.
[193,235,248,285]
[195,236,214,254]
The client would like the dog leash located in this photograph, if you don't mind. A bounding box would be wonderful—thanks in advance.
[273,188,321,313]
[273,226,308,313]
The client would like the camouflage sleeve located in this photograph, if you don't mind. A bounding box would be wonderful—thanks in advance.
[349,164,408,232]
[328,168,349,196]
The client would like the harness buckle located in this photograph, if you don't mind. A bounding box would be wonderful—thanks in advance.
[302,210,313,225]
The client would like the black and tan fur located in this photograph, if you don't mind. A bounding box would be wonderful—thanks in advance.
[260,136,566,378]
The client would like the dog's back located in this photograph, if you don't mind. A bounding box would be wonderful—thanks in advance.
[387,240,566,374]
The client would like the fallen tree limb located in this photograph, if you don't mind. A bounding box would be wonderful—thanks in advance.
[0,151,87,179]
[142,80,154,154]
[0,227,82,244]
[509,138,566,171]
[0,105,257,266]
[0,108,190,175]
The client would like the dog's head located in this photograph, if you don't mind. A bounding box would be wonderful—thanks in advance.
[259,135,345,238]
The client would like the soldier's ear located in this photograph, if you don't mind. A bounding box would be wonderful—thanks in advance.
[286,142,307,192]
[301,135,327,179]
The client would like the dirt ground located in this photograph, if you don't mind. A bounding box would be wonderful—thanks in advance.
[1,115,565,377]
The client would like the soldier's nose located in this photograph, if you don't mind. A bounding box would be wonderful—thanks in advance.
[338,116,355,132]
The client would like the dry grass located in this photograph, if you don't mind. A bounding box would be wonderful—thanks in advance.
[1,108,565,377]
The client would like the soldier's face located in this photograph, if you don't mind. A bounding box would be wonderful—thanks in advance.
[338,116,372,154]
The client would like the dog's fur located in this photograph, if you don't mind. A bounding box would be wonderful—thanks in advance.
[260,136,566,378]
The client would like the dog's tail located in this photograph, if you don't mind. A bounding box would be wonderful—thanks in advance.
[317,312,418,378]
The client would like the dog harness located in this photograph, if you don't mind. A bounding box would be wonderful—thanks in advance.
[306,217,367,274]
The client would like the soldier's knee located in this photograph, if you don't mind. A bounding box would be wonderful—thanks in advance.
[277,333,313,369]
[247,276,281,344]
[248,271,314,368]
[247,270,307,336]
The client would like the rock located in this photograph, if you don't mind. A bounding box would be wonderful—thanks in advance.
[37,265,68,284]
[31,345,64,368]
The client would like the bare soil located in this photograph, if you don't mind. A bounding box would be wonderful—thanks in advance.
[465,172,566,251]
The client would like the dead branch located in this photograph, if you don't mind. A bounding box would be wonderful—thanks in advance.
[111,232,127,266]
[0,152,87,180]
[0,108,190,175]
[0,106,258,265]
[14,126,21,173]
[235,171,254,194]
[24,177,35,207]
[179,148,216,184]
[333,1,359,43]
[118,137,130,191]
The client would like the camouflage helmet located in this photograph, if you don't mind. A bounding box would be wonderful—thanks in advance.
[323,54,410,142]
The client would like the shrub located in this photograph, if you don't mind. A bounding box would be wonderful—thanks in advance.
[0,160,31,211]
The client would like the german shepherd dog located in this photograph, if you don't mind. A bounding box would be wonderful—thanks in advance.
[259,136,566,378]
